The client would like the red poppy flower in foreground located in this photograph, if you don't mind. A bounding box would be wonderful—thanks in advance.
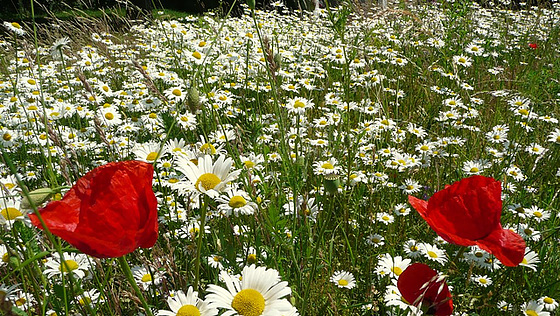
[528,43,538,49]
[398,263,453,316]
[408,175,525,266]
[29,161,158,258]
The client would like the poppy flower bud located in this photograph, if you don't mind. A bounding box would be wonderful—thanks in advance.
[187,86,200,110]
[273,53,282,69]
[247,0,256,10]
[324,173,340,194]
[20,187,56,210]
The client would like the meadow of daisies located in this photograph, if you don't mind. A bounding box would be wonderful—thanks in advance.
[1,0,560,314]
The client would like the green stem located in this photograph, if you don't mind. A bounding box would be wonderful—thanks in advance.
[194,194,209,290]
[118,255,153,316]
[301,193,335,316]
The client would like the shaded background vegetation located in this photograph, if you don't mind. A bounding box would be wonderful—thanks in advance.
[0,0,323,19]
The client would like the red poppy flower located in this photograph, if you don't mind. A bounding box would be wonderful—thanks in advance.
[29,161,158,258]
[528,43,538,49]
[397,263,453,316]
[408,175,525,266]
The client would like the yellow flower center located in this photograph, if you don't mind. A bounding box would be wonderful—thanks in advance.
[192,51,202,59]
[200,143,216,154]
[391,267,403,276]
[321,162,334,169]
[247,253,257,264]
[470,167,479,173]
[525,311,538,316]
[105,113,114,120]
[338,279,349,286]
[231,289,265,316]
[229,196,247,208]
[15,297,26,306]
[177,304,201,316]
[1,207,22,220]
[479,278,487,284]
[244,161,255,169]
[519,109,529,116]
[146,152,158,162]
[11,22,21,29]
[3,133,12,141]
[172,89,182,96]
[293,101,305,108]
[79,297,91,306]
[544,297,554,304]
[59,260,79,272]
[168,178,179,184]
[141,274,152,282]
[195,173,221,191]
[533,211,542,218]
[382,215,390,221]
[2,252,9,263]
[149,113,157,119]
[420,145,429,151]
[524,228,533,235]
[427,251,438,258]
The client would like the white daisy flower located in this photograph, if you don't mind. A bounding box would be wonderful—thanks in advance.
[521,300,550,316]
[330,271,356,289]
[520,247,540,271]
[216,189,258,216]
[421,243,448,264]
[43,252,91,279]
[206,265,295,316]
[375,253,411,278]
[176,155,241,198]
[471,275,492,287]
[132,266,163,291]
[0,198,26,228]
[158,287,218,316]
[538,296,558,312]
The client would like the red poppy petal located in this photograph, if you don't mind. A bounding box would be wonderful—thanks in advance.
[427,176,502,241]
[408,195,428,218]
[29,192,80,232]
[476,228,526,267]
[398,263,453,316]
[409,195,474,246]
[30,161,158,258]
[119,161,159,248]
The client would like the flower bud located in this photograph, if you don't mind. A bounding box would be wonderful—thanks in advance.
[187,86,200,110]
[273,53,282,69]
[247,0,256,10]
[20,187,55,209]
[324,173,340,194]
